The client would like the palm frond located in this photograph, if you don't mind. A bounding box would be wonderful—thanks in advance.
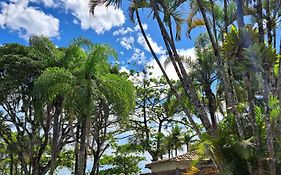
[98,74,135,117]
[128,0,150,23]
[89,0,122,15]
[34,67,75,102]
[187,18,205,38]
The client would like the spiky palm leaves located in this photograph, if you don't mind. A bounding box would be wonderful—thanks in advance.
[34,39,135,175]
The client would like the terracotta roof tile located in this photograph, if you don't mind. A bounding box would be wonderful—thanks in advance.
[170,151,199,161]
[145,151,199,168]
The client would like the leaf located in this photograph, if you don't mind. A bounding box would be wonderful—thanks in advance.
[98,74,135,117]
[187,18,205,38]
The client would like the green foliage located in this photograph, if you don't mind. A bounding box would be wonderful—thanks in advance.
[99,144,144,175]
[29,35,62,66]
[34,67,75,102]
[0,44,44,100]
[243,43,277,73]
[99,74,135,117]
[56,150,75,170]
[60,45,87,72]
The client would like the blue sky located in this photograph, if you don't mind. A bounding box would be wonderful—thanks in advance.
[0,0,203,76]
[0,0,202,174]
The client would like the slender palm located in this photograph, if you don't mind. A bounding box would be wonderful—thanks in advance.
[171,125,183,156]
[35,40,135,175]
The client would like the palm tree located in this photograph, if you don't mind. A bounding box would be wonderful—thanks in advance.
[171,125,183,156]
[90,0,215,136]
[35,39,135,175]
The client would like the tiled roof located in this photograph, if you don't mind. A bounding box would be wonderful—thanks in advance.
[169,151,199,161]
[145,151,199,167]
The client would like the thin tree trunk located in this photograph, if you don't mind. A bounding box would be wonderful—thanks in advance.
[209,0,218,44]
[150,0,214,135]
[75,122,80,175]
[10,153,13,175]
[134,4,201,137]
[257,0,264,43]
[223,0,228,35]
[197,0,244,138]
[50,98,63,174]
[264,66,276,175]
[143,71,150,148]
[264,73,276,175]
[266,0,272,46]
[205,85,217,130]
[77,116,88,175]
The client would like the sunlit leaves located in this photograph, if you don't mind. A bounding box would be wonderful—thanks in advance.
[243,43,277,73]
[34,67,75,102]
[222,26,240,60]
[99,74,135,117]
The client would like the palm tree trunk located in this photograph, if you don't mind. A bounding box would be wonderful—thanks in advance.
[197,0,244,138]
[150,0,214,135]
[255,5,265,174]
[256,0,264,43]
[134,4,201,137]
[10,153,13,175]
[266,0,272,46]
[263,71,276,175]
[223,0,228,35]
[77,116,88,175]
[209,0,218,44]
[74,122,80,175]
[50,97,63,174]
[205,85,217,130]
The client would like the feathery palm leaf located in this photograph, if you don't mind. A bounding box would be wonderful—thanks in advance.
[89,0,122,15]
[98,74,135,117]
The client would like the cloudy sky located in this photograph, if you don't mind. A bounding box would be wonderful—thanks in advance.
[0,0,206,79]
[0,0,205,173]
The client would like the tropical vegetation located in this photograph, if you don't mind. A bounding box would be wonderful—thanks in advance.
[1,0,281,175]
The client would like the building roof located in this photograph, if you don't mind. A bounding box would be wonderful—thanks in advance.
[145,151,199,168]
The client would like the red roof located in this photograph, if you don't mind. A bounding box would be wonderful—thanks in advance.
[145,151,199,168]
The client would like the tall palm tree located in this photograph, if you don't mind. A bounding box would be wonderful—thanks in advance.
[35,40,135,175]
[171,125,183,156]
[90,0,214,136]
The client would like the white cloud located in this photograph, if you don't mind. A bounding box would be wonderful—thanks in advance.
[134,23,148,31]
[137,33,164,55]
[0,0,59,39]
[147,48,196,80]
[62,0,125,34]
[128,48,147,65]
[30,0,56,7]
[120,66,130,74]
[119,36,134,50]
[113,27,133,36]
[177,48,197,63]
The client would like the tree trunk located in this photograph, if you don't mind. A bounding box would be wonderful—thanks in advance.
[197,0,244,138]
[223,0,228,35]
[265,0,272,46]
[205,85,217,130]
[50,97,63,174]
[77,116,88,175]
[256,0,264,43]
[10,153,13,175]
[264,70,276,175]
[134,3,201,137]
[150,0,214,136]
[75,122,80,174]
[90,151,100,175]
[209,0,218,44]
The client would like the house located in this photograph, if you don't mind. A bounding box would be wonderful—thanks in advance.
[142,151,218,175]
